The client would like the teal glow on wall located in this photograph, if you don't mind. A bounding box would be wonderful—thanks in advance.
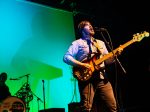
[0,0,80,111]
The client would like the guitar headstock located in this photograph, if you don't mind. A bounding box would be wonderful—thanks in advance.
[133,31,149,42]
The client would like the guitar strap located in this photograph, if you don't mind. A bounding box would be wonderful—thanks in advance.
[92,39,102,55]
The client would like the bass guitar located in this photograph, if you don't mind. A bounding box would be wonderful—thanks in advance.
[72,31,149,81]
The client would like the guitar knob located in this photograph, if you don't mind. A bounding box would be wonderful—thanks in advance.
[84,77,87,80]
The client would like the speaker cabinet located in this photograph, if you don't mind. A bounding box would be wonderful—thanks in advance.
[68,102,80,112]
[39,108,65,112]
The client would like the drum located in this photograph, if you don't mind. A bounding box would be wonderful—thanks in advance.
[0,96,26,112]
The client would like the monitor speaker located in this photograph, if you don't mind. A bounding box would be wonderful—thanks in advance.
[39,108,65,112]
[68,102,80,112]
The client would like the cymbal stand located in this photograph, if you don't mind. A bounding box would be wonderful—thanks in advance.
[25,74,30,112]
[15,74,33,112]
[31,91,43,112]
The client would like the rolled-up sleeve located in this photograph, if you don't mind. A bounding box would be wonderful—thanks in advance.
[63,42,78,65]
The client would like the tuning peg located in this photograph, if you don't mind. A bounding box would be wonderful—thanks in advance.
[143,31,149,37]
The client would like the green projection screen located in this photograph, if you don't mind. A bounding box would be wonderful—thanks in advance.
[0,0,80,111]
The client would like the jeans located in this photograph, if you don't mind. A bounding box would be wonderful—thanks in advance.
[78,76,117,112]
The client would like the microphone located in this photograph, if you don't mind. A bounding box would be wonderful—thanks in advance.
[94,27,107,32]
[10,78,19,80]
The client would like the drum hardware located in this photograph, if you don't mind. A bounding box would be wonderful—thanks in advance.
[13,74,43,112]
[14,74,32,112]
[15,82,33,105]
[31,91,43,112]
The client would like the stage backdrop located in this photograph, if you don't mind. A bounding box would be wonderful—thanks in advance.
[0,0,80,111]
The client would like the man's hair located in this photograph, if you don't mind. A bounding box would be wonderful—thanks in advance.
[0,72,7,82]
[78,20,90,34]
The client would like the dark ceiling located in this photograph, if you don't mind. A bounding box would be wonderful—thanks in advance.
[25,0,149,18]
[26,0,113,13]
[26,0,149,32]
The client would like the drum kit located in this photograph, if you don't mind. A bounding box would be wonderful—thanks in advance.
[0,74,42,112]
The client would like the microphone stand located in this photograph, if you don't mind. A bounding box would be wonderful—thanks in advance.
[100,30,127,74]
[31,91,43,112]
[114,57,127,74]
[42,80,46,111]
[18,74,30,79]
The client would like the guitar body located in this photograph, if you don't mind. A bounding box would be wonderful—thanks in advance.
[73,54,101,81]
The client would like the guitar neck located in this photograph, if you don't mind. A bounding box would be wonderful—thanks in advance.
[95,39,135,65]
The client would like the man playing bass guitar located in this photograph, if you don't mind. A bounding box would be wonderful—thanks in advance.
[63,20,123,112]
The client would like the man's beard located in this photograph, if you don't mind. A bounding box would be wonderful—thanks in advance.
[90,31,95,36]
